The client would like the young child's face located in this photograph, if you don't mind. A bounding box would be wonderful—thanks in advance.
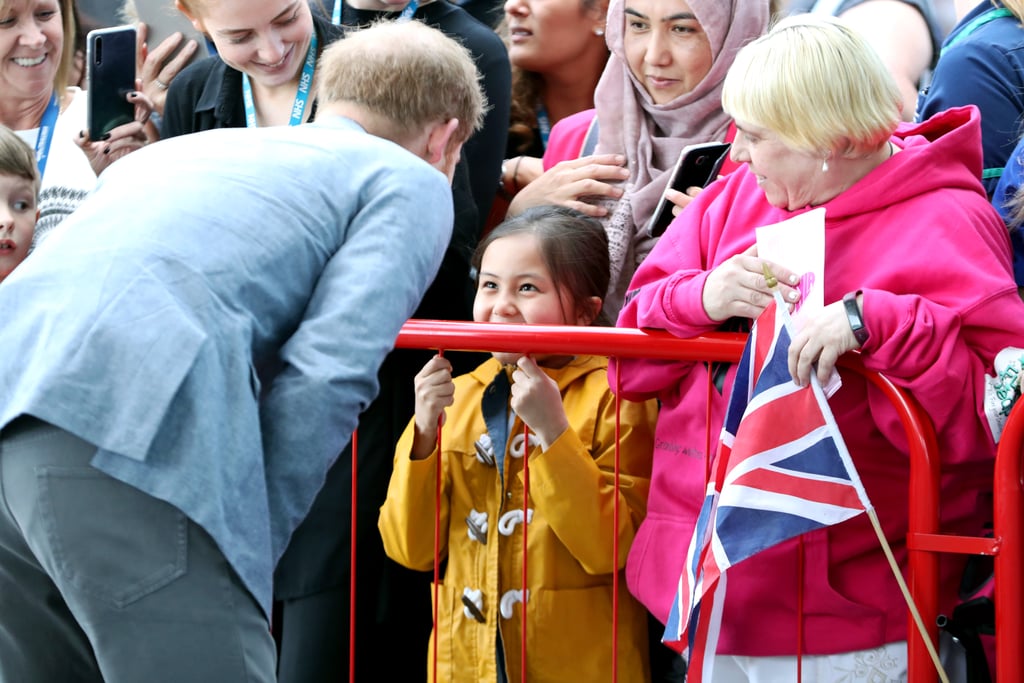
[0,173,38,281]
[473,232,580,366]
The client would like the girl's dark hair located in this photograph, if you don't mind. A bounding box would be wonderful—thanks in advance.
[472,205,611,326]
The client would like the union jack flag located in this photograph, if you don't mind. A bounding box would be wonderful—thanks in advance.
[662,293,873,680]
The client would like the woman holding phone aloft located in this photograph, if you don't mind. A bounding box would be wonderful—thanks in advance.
[1,0,152,249]
[160,0,343,135]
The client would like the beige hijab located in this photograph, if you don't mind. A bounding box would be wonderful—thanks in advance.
[595,0,769,314]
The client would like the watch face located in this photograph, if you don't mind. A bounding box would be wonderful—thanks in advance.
[843,291,868,345]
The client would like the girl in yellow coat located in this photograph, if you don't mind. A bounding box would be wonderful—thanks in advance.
[379,206,658,683]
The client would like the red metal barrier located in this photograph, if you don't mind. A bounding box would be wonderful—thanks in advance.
[371,319,1020,681]
[994,401,1024,682]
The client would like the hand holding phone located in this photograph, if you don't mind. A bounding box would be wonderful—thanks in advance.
[86,25,138,140]
[134,0,208,69]
[646,142,731,237]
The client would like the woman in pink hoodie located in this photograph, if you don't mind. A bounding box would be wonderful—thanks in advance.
[613,14,1024,680]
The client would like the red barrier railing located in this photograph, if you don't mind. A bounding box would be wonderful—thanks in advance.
[356,319,1020,681]
[994,400,1024,681]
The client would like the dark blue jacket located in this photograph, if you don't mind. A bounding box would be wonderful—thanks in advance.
[917,1,1024,198]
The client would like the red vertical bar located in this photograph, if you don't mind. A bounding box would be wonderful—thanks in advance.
[521,423,530,683]
[612,358,621,683]
[349,429,358,683]
[432,350,445,683]
[854,370,939,682]
[994,402,1024,682]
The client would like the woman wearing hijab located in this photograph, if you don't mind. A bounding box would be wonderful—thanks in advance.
[508,0,769,316]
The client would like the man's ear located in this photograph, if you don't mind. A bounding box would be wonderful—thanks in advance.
[425,118,460,166]
[175,1,204,32]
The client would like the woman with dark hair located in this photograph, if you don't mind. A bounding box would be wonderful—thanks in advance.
[497,0,609,197]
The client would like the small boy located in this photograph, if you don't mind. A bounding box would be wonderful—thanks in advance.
[0,125,40,282]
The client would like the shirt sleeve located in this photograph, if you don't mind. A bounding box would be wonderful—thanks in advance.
[260,162,454,562]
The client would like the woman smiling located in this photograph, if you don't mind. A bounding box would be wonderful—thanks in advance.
[1,0,151,248]
[161,0,342,135]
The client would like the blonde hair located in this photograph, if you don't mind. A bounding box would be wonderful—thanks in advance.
[317,20,486,149]
[0,126,41,197]
[1003,0,1024,21]
[0,0,76,96]
[721,14,900,157]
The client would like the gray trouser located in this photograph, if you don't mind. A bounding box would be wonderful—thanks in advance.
[0,417,276,683]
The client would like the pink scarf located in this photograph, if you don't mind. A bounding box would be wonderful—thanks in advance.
[595,0,768,313]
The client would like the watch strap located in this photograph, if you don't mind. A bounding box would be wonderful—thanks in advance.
[843,290,868,346]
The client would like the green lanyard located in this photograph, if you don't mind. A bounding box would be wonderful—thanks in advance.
[939,6,1017,181]
[941,7,1015,57]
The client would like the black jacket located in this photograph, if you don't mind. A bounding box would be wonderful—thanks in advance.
[339,0,510,231]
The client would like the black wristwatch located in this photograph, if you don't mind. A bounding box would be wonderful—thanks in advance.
[843,290,868,346]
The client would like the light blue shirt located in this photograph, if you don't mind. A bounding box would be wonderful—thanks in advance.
[0,116,454,617]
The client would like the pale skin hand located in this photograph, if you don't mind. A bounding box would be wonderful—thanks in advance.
[702,244,802,322]
[74,80,155,176]
[788,296,862,387]
[665,171,727,218]
[410,355,456,460]
[510,356,569,451]
[137,23,199,118]
[664,186,700,217]
[507,153,630,218]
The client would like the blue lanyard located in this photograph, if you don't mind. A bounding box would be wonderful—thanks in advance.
[536,103,550,150]
[332,0,418,24]
[941,7,1014,56]
[241,32,318,127]
[34,92,60,180]
[398,1,418,21]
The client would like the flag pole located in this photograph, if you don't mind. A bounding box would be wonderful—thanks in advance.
[863,506,949,683]
[763,265,950,683]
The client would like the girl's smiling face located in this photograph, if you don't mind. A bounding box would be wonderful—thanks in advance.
[473,232,582,366]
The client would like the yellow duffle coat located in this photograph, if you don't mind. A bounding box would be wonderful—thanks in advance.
[379,355,658,683]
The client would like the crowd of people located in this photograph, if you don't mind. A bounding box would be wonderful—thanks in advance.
[1,0,1023,682]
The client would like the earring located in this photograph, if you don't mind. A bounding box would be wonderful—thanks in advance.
[821,157,829,172]
[594,28,605,36]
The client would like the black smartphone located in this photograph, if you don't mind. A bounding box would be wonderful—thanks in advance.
[133,0,208,67]
[86,25,138,140]
[647,142,731,237]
